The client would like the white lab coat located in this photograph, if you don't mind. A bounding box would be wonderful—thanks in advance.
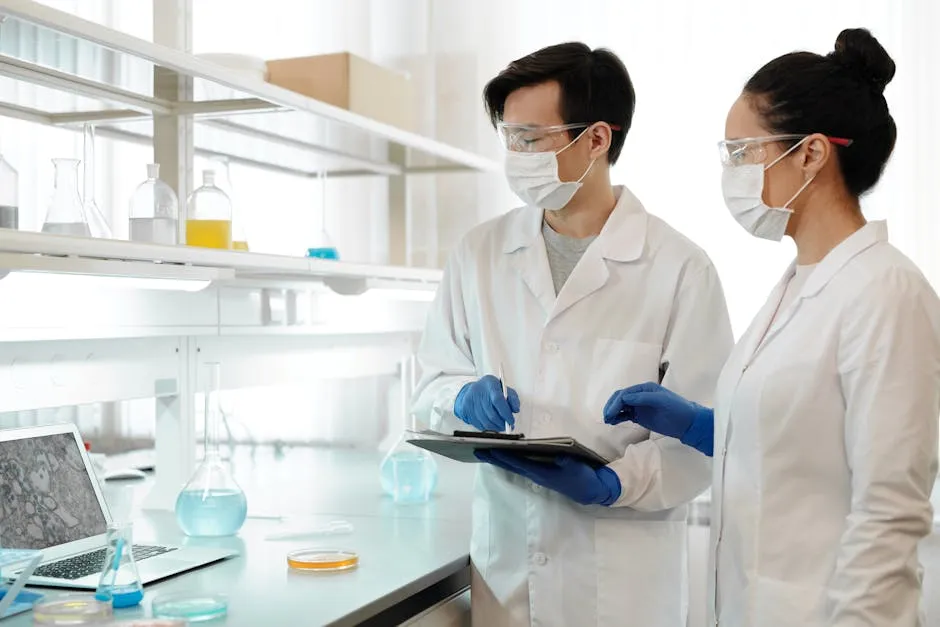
[709,221,940,626]
[413,186,733,627]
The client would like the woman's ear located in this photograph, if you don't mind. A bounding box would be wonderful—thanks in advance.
[801,133,832,177]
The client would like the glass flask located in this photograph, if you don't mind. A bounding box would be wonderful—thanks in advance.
[306,172,339,260]
[128,163,179,245]
[380,416,438,504]
[175,363,247,537]
[42,158,91,236]
[82,124,113,239]
[185,170,232,250]
[208,157,249,251]
[93,522,144,609]
[0,143,18,229]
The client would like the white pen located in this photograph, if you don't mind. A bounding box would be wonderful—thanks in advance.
[498,362,513,433]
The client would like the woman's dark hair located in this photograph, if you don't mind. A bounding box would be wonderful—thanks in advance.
[744,28,897,197]
[483,42,635,165]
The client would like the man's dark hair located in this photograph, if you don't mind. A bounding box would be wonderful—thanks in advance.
[483,42,635,165]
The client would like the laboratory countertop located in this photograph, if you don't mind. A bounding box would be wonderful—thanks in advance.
[12,447,477,627]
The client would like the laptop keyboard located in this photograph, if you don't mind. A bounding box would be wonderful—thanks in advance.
[33,545,177,580]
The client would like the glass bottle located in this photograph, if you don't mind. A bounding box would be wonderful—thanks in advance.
[128,163,179,245]
[306,172,339,260]
[0,143,18,230]
[42,158,91,237]
[82,124,113,239]
[93,522,144,609]
[175,363,247,537]
[185,170,232,250]
[209,157,249,251]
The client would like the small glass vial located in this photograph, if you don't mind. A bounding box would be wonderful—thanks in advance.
[129,163,179,245]
[94,522,144,609]
[175,363,247,536]
[185,171,232,250]
[42,158,91,237]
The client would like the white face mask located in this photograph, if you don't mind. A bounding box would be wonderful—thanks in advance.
[504,127,595,210]
[721,138,816,241]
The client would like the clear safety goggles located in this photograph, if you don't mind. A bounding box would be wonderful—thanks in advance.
[497,122,621,153]
[718,134,853,167]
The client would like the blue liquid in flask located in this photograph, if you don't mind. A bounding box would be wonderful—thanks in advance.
[97,584,144,609]
[175,489,247,537]
[380,449,438,504]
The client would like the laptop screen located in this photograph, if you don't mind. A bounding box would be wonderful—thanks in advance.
[0,432,107,550]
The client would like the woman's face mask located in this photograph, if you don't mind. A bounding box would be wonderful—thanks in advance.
[502,126,596,210]
[720,136,816,241]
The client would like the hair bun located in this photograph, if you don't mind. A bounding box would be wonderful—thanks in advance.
[830,28,896,94]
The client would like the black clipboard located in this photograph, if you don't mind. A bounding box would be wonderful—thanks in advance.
[405,429,611,467]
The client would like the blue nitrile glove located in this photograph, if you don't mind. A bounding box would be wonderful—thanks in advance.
[475,450,622,506]
[602,382,715,456]
[454,375,521,431]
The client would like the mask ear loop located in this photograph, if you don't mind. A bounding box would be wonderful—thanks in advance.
[555,125,598,185]
[763,136,815,212]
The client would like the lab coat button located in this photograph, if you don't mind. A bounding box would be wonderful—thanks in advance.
[545,342,558,353]
[531,483,543,494]
[533,552,548,565]
[540,412,551,424]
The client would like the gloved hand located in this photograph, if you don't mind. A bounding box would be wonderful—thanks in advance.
[475,450,621,506]
[454,375,520,432]
[602,382,715,456]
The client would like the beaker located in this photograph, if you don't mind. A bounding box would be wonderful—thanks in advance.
[42,158,90,237]
[128,163,179,245]
[208,157,248,251]
[0,142,18,229]
[82,124,113,239]
[175,363,247,537]
[306,171,339,260]
[93,522,144,609]
[379,434,438,504]
[185,170,232,250]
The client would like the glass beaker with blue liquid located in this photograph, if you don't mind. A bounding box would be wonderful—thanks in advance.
[175,363,247,537]
[380,414,438,504]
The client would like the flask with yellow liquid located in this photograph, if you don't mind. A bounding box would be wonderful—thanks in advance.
[186,170,232,250]
[208,156,249,251]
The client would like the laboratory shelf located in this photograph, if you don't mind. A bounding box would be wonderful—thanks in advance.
[0,0,501,177]
[0,229,443,291]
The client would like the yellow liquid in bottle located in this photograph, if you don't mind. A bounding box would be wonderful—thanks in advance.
[232,241,249,252]
[186,219,232,249]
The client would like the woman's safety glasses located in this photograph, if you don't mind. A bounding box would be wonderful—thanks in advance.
[497,122,620,153]
[718,134,853,167]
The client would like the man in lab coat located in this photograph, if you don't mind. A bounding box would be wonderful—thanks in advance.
[412,42,733,627]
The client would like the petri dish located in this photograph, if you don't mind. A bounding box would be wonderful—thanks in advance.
[106,622,187,627]
[287,548,359,572]
[151,592,228,623]
[32,596,112,625]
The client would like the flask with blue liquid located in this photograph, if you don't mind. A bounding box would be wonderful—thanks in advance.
[94,522,143,609]
[175,362,247,537]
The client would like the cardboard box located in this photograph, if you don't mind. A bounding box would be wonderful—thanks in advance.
[266,52,415,132]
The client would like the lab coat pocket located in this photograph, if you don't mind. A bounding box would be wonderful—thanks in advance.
[753,577,826,627]
[586,339,662,422]
[595,517,687,626]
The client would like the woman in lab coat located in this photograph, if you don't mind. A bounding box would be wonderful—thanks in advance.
[604,28,940,626]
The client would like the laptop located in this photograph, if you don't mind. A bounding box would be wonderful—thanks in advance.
[0,423,237,589]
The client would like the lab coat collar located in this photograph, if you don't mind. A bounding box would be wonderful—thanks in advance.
[798,220,888,299]
[501,185,648,262]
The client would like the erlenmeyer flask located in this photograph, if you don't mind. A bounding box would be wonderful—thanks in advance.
[82,124,113,239]
[186,170,232,250]
[42,158,90,237]
[209,157,249,251]
[0,141,19,230]
[94,522,144,609]
[306,171,339,260]
[175,363,247,537]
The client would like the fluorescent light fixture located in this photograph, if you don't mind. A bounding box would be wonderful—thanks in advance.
[0,270,213,292]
